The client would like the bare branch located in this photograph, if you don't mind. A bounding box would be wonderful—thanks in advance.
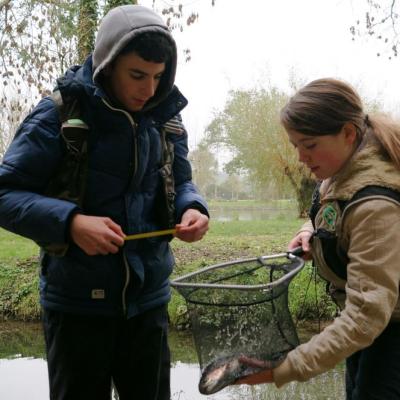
[350,0,399,59]
[390,0,398,34]
[0,0,12,12]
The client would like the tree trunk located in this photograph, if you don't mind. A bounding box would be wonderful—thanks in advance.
[104,0,137,15]
[78,0,98,64]
[297,177,317,218]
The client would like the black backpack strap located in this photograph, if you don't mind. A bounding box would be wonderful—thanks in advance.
[153,115,185,230]
[309,181,322,229]
[156,126,176,229]
[315,185,400,280]
[312,227,349,280]
[40,89,90,257]
[343,185,400,210]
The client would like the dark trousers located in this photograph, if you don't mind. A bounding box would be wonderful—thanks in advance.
[42,305,170,400]
[346,322,400,400]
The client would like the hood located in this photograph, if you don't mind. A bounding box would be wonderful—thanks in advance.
[92,5,177,110]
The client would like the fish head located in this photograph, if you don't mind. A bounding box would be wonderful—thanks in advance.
[198,359,241,395]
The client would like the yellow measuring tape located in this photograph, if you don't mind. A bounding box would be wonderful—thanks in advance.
[124,228,176,241]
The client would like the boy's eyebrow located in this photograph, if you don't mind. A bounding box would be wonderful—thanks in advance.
[128,68,165,75]
[129,68,147,75]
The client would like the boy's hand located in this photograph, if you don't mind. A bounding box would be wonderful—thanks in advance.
[70,214,125,255]
[174,209,209,243]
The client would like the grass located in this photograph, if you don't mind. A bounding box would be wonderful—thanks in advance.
[208,217,301,235]
[170,217,337,327]
[0,214,337,324]
[0,320,45,358]
[0,229,41,321]
[0,256,41,321]
[0,229,39,262]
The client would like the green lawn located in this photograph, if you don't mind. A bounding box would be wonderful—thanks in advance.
[0,229,39,262]
[0,215,336,323]
[208,198,295,209]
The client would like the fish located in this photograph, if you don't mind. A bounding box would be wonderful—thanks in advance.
[198,353,285,395]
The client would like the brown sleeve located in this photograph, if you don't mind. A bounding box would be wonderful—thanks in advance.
[274,199,400,387]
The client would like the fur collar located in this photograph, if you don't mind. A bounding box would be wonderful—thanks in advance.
[322,137,400,201]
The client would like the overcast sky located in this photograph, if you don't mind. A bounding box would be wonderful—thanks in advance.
[141,0,400,149]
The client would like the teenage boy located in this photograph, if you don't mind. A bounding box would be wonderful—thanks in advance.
[0,5,209,400]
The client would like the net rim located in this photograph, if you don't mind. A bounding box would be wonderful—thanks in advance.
[170,252,304,291]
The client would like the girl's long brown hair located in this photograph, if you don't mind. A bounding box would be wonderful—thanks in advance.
[280,78,400,169]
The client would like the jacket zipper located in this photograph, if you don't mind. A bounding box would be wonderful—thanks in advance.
[101,98,138,316]
[122,253,131,315]
[101,98,138,177]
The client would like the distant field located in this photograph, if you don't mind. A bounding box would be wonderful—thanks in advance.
[0,211,336,322]
[0,210,301,261]
[208,198,296,209]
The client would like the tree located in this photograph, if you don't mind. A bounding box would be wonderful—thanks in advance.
[0,0,215,157]
[78,0,99,63]
[104,0,137,15]
[0,0,80,157]
[350,0,399,59]
[79,0,139,63]
[0,95,30,160]
[205,87,314,216]
[189,142,218,195]
[0,1,79,96]
[221,174,241,200]
[0,0,213,104]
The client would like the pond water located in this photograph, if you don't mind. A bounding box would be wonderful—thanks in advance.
[209,206,297,222]
[0,321,344,400]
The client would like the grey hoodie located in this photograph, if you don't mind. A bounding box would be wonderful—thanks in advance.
[92,5,177,109]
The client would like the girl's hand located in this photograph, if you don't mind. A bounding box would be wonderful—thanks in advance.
[288,230,313,260]
[234,356,274,385]
[235,369,274,385]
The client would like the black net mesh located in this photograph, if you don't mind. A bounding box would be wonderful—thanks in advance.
[171,252,304,394]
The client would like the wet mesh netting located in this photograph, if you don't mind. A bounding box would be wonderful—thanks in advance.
[171,251,304,394]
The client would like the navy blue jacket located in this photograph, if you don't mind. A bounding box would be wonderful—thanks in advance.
[0,57,208,318]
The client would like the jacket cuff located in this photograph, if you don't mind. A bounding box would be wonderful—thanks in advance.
[296,220,314,236]
[178,202,209,221]
[273,357,296,388]
[64,207,82,242]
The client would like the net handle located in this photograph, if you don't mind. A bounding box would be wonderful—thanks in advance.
[170,251,304,291]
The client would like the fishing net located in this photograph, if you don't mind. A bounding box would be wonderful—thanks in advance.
[171,250,304,394]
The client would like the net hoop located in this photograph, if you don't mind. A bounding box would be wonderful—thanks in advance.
[171,251,304,291]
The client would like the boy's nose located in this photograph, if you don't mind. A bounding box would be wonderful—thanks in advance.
[142,79,156,98]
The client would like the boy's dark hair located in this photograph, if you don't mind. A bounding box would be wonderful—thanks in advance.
[119,31,174,63]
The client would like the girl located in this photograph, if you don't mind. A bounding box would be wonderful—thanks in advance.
[237,78,400,399]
